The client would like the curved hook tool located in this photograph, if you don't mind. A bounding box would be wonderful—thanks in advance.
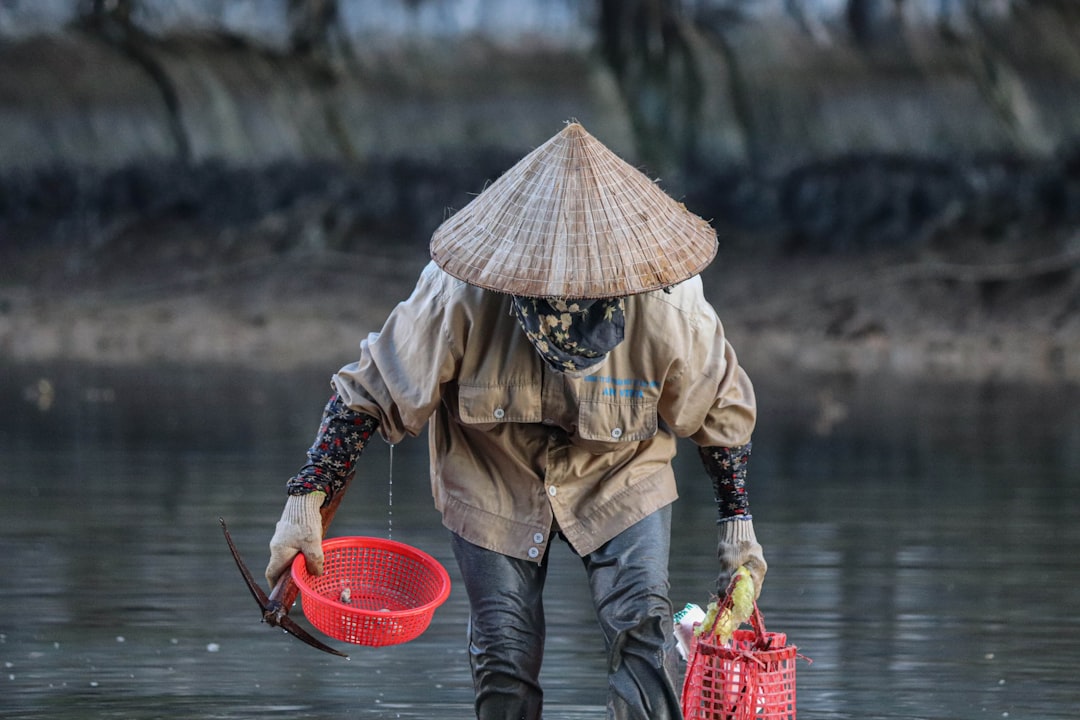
[219,516,349,658]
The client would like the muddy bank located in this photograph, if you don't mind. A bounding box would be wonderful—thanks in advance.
[5,240,1080,385]
[3,158,1080,385]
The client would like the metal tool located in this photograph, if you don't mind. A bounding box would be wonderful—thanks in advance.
[220,476,354,658]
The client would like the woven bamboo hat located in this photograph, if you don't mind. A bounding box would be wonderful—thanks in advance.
[430,121,717,299]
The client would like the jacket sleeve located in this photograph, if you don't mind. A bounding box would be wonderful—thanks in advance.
[657,290,756,448]
[330,263,462,444]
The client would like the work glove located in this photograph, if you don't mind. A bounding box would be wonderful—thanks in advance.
[265,491,326,588]
[717,517,767,600]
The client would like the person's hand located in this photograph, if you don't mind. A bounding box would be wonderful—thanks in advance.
[716,517,767,599]
[265,491,326,588]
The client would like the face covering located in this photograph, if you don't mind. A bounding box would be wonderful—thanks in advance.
[511,296,626,375]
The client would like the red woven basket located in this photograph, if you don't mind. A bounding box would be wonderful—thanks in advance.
[681,607,799,720]
[291,536,451,647]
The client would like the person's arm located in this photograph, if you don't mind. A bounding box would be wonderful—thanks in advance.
[653,285,765,598]
[264,264,460,588]
[264,394,379,588]
[699,442,766,598]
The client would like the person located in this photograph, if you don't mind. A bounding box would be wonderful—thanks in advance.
[264,121,767,720]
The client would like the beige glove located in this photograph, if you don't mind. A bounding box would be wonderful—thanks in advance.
[265,491,326,588]
[717,517,767,600]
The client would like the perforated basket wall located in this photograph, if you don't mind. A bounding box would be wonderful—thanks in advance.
[291,536,451,647]
[682,628,798,720]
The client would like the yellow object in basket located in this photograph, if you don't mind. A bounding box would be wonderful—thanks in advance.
[695,565,755,645]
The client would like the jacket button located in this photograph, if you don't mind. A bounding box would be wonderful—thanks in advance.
[493,407,506,419]
[533,532,545,544]
[547,486,557,497]
[527,547,540,559]
[611,427,623,439]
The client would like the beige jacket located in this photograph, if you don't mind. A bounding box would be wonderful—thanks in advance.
[332,261,756,562]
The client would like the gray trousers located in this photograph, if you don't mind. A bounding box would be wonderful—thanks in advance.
[450,506,683,720]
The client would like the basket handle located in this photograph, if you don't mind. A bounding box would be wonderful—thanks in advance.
[715,570,772,649]
[749,604,773,650]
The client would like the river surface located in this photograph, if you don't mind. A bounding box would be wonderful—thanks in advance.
[1,361,1078,719]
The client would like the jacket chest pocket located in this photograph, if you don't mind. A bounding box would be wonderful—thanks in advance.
[457,382,542,427]
[576,397,658,444]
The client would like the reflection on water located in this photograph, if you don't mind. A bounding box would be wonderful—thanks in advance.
[1,362,1078,719]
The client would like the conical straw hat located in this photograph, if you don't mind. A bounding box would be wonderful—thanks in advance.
[430,122,717,299]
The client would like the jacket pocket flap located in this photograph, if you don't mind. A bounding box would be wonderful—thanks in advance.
[458,382,543,424]
[577,398,657,442]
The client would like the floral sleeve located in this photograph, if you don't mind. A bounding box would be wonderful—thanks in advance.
[698,442,752,522]
[286,394,380,500]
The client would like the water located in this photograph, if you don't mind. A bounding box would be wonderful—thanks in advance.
[1,362,1078,719]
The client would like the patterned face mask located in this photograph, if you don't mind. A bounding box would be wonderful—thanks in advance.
[511,296,626,375]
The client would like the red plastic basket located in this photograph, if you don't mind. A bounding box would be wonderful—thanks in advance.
[681,607,799,720]
[290,536,451,647]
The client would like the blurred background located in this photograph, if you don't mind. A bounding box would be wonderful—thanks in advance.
[3,0,1080,377]
[2,2,1079,719]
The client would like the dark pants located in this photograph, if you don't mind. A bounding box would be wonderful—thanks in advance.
[450,506,683,720]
